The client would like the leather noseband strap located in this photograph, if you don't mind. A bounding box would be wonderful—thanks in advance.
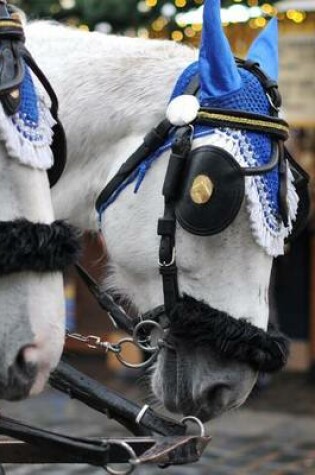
[166,295,290,373]
[0,220,81,274]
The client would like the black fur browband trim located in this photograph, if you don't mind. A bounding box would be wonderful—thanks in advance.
[167,295,289,373]
[0,220,81,274]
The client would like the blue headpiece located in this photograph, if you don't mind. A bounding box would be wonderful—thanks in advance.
[199,1,279,101]
[98,1,298,257]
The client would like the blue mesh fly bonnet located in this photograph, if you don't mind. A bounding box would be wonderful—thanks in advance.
[97,4,300,258]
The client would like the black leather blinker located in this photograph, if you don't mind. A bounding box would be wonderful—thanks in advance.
[175,145,245,236]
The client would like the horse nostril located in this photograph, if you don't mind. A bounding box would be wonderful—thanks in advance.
[10,347,38,387]
[203,384,232,410]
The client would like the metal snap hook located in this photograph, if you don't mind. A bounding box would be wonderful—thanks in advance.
[180,416,206,437]
[104,440,138,475]
[133,320,165,353]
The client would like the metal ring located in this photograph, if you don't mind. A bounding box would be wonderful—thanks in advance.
[135,404,150,425]
[133,320,165,353]
[180,416,206,437]
[104,440,138,475]
[115,338,159,369]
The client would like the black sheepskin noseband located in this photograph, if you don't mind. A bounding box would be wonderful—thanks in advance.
[0,219,81,274]
[166,295,290,373]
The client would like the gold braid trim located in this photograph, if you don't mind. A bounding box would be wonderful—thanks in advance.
[197,111,289,136]
[0,20,23,28]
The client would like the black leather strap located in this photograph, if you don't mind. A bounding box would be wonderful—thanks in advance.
[242,141,279,176]
[50,360,186,437]
[237,57,282,111]
[197,108,289,140]
[75,263,135,334]
[158,126,192,316]
[0,415,111,467]
[95,119,173,213]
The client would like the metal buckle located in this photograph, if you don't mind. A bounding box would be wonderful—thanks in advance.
[158,246,176,267]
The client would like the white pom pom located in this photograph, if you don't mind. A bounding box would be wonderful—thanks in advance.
[166,95,200,126]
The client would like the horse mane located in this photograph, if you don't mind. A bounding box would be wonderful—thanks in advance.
[26,21,197,62]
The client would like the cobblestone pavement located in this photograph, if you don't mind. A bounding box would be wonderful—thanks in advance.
[1,370,315,475]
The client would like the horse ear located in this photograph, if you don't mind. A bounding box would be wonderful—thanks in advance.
[199,0,241,103]
[247,17,279,81]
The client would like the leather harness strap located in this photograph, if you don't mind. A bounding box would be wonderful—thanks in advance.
[158,126,193,314]
[96,119,173,215]
[50,360,187,437]
[0,415,111,467]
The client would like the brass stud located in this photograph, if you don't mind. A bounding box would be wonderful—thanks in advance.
[190,174,214,204]
[10,89,20,100]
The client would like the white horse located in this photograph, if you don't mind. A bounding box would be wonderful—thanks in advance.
[26,0,298,420]
[0,5,79,400]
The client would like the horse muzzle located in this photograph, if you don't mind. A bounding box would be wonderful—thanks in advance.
[0,346,37,401]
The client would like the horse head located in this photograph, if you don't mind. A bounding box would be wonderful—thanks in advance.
[100,2,302,421]
[26,0,308,420]
[0,5,79,400]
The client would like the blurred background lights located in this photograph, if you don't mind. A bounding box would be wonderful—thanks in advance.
[176,4,263,26]
[161,3,177,17]
[138,27,149,38]
[95,22,113,34]
[145,0,157,8]
[137,1,151,13]
[175,0,187,8]
[222,5,250,23]
[60,0,75,9]
[171,30,184,41]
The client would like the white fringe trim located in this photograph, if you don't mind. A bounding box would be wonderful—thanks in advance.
[196,129,299,257]
[0,95,55,170]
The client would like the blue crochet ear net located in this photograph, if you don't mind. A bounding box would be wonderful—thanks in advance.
[96,4,310,257]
